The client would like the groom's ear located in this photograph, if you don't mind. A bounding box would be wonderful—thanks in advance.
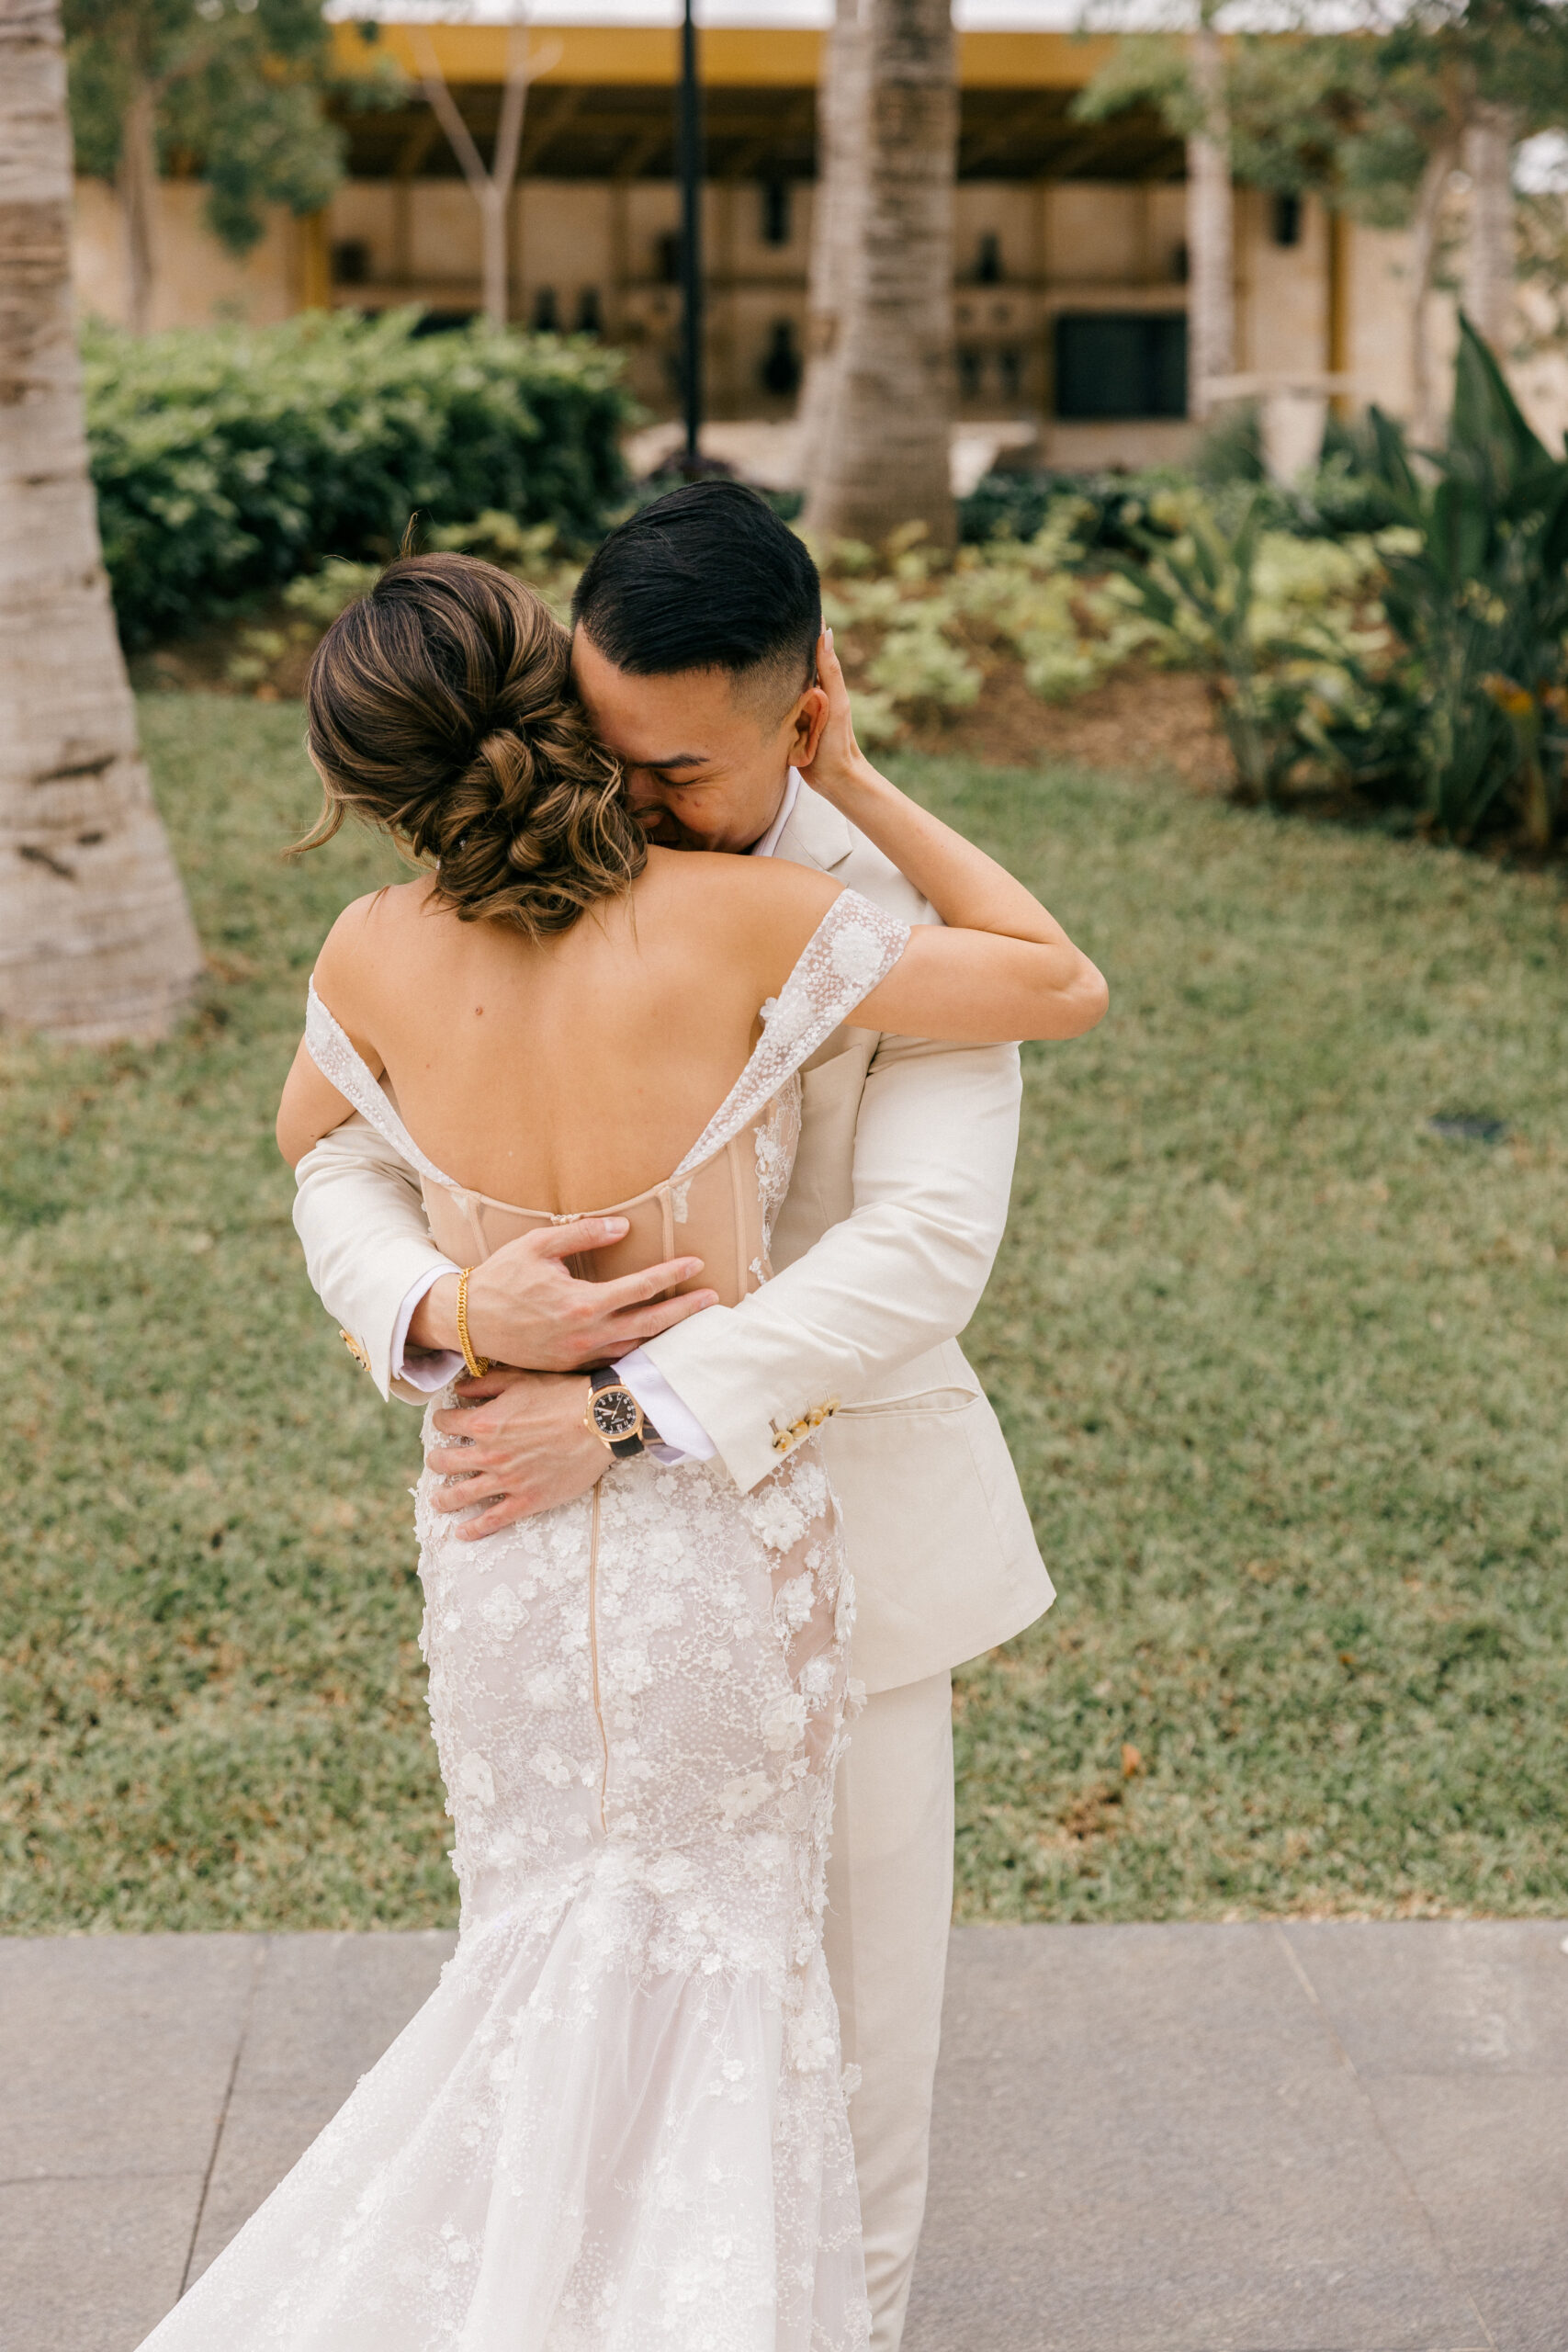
[790,682,831,768]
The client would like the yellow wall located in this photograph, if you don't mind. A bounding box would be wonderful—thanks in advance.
[81,165,1530,469]
[73,177,320,331]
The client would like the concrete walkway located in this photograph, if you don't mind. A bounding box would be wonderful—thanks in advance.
[2,1920,1564,2352]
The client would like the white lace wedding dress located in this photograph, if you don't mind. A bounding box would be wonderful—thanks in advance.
[138,890,910,2352]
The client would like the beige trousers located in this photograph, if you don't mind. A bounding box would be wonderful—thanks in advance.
[823,1668,955,2352]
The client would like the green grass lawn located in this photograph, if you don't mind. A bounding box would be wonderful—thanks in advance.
[3,695,1564,1932]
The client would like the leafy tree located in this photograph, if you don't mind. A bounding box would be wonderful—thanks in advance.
[407,15,559,329]
[1079,1,1568,439]
[64,0,397,332]
[1228,2,1568,434]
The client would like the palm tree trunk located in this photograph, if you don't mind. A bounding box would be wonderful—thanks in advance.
[1409,138,1457,445]
[801,0,957,552]
[1463,100,1517,355]
[0,0,202,1040]
[1186,9,1235,421]
[117,71,158,334]
[796,0,868,465]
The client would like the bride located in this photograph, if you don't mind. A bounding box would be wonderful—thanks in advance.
[141,552,1105,2352]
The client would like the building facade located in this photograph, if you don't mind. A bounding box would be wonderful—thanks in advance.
[72,21,1506,469]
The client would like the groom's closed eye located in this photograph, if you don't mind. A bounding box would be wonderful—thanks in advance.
[641,760,707,783]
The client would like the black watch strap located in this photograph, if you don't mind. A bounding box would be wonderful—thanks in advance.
[590,1366,653,1460]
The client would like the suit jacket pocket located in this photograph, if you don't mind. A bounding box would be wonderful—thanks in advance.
[837,1384,977,1419]
[825,1386,1052,1692]
[836,1337,984,1417]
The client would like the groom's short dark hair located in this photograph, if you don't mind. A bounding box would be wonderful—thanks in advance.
[572,481,821,704]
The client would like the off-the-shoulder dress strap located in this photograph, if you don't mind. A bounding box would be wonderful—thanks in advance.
[671,887,909,1182]
[304,978,460,1192]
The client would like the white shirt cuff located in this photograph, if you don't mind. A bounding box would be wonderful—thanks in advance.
[615,1348,716,1464]
[391,1260,464,1391]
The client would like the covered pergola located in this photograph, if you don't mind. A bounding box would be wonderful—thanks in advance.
[331,26,1183,187]
[321,23,1218,435]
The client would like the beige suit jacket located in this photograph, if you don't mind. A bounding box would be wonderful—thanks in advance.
[291,784,1054,1693]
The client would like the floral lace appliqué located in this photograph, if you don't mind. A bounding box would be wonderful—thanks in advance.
[148,906,895,2352]
[672,889,908,1185]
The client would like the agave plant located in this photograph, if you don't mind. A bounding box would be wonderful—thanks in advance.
[1113,323,1568,843]
[1107,492,1376,806]
[1360,319,1568,845]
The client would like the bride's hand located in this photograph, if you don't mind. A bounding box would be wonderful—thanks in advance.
[799,628,876,808]
[789,625,1110,1045]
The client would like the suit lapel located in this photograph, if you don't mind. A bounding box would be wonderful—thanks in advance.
[773,783,854,875]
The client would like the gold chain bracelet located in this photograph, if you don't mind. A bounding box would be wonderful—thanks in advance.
[455,1267,491,1379]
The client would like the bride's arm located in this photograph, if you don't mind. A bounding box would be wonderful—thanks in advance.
[798,631,1108,1044]
[277,1035,360,1166]
[275,896,389,1166]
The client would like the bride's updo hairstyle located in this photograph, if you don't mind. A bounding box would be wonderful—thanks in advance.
[300,551,645,938]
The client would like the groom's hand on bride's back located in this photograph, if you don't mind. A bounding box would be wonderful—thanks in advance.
[408,1218,718,1373]
[425,1369,606,1538]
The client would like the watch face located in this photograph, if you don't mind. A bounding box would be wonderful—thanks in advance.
[592,1385,641,1439]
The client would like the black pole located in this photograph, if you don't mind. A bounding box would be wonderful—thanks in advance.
[678,0,704,467]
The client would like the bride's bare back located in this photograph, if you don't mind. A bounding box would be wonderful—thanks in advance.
[277,550,1104,1307]
[286,844,842,1216]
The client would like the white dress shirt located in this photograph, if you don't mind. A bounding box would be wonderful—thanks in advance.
[388,769,806,1462]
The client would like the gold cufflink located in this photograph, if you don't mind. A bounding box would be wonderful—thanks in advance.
[339,1329,370,1372]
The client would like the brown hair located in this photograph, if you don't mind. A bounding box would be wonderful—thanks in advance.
[299,552,645,937]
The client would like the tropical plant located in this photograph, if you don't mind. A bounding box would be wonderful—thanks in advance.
[1103,494,1394,802]
[1355,317,1568,842]
[1094,321,1568,842]
[1,0,202,1040]
[959,466,1189,553]
[813,503,1162,733]
[85,310,636,642]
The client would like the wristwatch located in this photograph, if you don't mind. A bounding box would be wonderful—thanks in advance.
[583,1365,659,1461]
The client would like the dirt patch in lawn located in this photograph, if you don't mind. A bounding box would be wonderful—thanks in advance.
[130,606,315,703]
[894,661,1230,791]
[132,611,1235,794]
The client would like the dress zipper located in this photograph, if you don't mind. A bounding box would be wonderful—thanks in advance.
[587,1480,609,1833]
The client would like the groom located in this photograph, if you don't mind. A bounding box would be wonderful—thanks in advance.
[292,481,1054,2351]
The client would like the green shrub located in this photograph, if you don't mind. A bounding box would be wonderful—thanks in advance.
[635,470,804,526]
[1191,397,1267,489]
[85,311,637,644]
[1294,421,1406,537]
[814,502,1165,736]
[223,515,584,692]
[959,466,1184,554]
